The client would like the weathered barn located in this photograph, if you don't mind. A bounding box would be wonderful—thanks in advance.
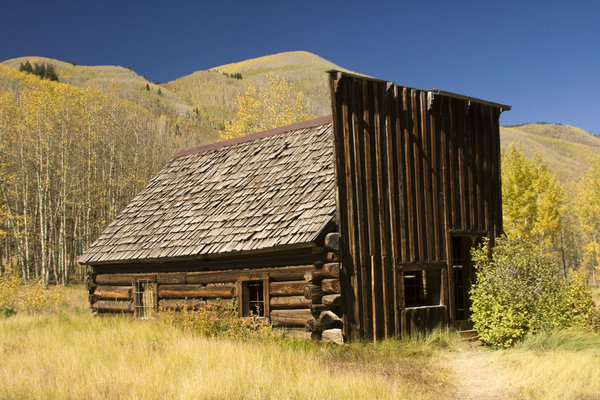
[79,72,510,342]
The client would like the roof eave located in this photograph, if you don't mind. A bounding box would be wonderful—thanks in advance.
[79,241,319,266]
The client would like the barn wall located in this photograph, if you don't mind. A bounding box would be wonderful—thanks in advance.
[329,72,504,341]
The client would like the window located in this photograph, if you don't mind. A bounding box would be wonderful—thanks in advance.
[404,269,442,307]
[241,280,265,317]
[133,280,156,318]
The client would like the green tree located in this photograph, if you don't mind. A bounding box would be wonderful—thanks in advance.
[19,61,33,73]
[32,63,46,78]
[470,236,597,347]
[221,73,313,141]
[502,145,564,259]
[44,64,58,81]
[145,83,150,91]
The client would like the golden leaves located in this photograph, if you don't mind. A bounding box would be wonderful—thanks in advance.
[221,73,313,141]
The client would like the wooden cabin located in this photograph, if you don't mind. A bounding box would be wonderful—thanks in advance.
[79,72,510,342]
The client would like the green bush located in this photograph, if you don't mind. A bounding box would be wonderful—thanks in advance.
[567,268,600,329]
[0,304,16,318]
[469,236,598,347]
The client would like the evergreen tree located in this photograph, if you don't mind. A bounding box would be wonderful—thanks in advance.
[44,64,58,81]
[33,63,46,78]
[157,88,162,96]
[145,83,150,91]
[19,61,33,73]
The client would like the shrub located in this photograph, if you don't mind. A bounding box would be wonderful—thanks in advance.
[0,272,64,314]
[470,236,573,347]
[158,299,278,340]
[567,268,600,329]
[0,304,16,318]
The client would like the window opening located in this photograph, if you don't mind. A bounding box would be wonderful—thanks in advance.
[243,280,265,317]
[404,269,441,307]
[133,280,155,319]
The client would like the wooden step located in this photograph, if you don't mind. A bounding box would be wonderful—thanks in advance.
[459,329,478,341]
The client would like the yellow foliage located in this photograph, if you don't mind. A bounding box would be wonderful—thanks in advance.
[502,145,564,256]
[0,64,214,284]
[0,272,63,314]
[221,73,313,140]
[574,158,600,276]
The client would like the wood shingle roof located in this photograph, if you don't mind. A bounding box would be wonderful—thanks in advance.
[79,116,335,265]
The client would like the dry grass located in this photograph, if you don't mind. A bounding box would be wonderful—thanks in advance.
[0,313,448,399]
[0,286,599,399]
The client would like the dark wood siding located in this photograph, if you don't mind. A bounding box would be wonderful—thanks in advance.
[329,72,504,341]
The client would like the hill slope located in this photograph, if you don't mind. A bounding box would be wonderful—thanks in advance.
[165,51,355,128]
[500,123,600,185]
[1,56,192,117]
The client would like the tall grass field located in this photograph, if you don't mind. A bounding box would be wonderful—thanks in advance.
[0,285,599,399]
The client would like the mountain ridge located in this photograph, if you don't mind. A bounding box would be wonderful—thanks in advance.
[2,51,597,185]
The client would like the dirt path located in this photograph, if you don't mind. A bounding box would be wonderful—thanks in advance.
[445,348,515,400]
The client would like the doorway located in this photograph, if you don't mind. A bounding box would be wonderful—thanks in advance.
[451,235,481,325]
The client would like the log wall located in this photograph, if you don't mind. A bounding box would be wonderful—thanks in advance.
[89,261,334,331]
[329,72,507,341]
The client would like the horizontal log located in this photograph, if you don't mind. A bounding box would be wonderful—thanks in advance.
[91,300,133,313]
[310,302,341,316]
[325,252,339,262]
[324,232,340,251]
[158,284,234,299]
[187,265,317,284]
[156,273,187,284]
[322,263,340,278]
[270,308,312,327]
[305,263,339,283]
[303,284,324,302]
[159,298,233,310]
[322,294,341,307]
[95,273,155,285]
[95,266,318,286]
[93,285,131,300]
[305,311,343,332]
[269,296,311,309]
[322,279,341,294]
[269,280,306,296]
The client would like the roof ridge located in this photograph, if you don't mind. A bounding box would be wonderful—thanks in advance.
[175,115,333,158]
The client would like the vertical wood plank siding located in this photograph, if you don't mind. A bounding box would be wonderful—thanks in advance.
[330,73,504,341]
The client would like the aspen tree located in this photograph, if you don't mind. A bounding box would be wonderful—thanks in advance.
[502,145,564,262]
[221,73,312,140]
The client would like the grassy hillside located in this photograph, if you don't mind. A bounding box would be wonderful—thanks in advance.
[165,51,356,128]
[500,123,600,185]
[2,51,352,131]
[1,56,193,117]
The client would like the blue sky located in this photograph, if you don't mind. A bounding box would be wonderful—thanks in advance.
[2,0,599,134]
